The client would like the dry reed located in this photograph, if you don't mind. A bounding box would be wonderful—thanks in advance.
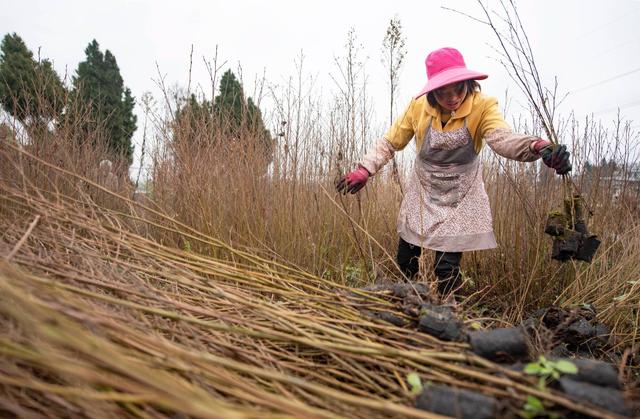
[0,145,625,418]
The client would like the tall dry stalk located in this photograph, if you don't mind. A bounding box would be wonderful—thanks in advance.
[381,16,407,194]
[2,8,639,352]
[0,142,625,418]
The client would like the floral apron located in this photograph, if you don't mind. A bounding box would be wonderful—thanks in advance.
[397,118,497,252]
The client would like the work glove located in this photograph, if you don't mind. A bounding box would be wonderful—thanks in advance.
[533,140,572,175]
[336,165,370,194]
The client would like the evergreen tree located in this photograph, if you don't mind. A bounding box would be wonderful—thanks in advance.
[175,69,272,167]
[214,70,272,155]
[214,70,244,134]
[245,96,270,143]
[0,33,65,126]
[121,87,136,145]
[173,93,214,145]
[69,40,137,161]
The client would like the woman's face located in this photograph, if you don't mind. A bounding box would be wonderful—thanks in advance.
[433,81,467,112]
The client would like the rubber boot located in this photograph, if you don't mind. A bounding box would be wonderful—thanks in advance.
[397,237,422,280]
[434,251,463,296]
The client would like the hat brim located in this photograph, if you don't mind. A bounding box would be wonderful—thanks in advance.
[416,67,488,98]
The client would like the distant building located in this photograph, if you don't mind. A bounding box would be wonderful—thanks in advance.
[595,164,640,201]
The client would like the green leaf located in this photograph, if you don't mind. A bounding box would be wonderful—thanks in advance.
[540,366,554,375]
[524,363,542,374]
[524,395,544,411]
[407,372,423,394]
[553,360,578,374]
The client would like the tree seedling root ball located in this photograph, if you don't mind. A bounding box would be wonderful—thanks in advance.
[416,384,497,419]
[545,194,601,263]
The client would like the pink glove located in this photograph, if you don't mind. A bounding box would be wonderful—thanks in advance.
[336,165,370,194]
[532,139,552,154]
[532,139,572,175]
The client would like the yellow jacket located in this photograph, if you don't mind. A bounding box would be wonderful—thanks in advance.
[385,91,510,153]
[360,91,539,175]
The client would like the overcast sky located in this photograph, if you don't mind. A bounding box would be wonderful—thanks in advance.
[3,0,640,168]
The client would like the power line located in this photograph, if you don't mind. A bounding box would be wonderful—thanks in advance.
[572,7,640,41]
[594,99,640,115]
[571,66,640,94]
[585,38,638,60]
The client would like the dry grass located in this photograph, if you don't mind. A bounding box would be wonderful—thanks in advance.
[144,91,640,350]
[3,142,631,418]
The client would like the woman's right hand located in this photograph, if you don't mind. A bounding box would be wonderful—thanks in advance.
[532,140,572,175]
[336,165,370,194]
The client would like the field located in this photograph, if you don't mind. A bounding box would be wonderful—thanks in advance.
[1,87,639,417]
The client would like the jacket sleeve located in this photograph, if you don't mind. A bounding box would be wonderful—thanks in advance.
[383,99,416,151]
[478,97,540,162]
[360,137,396,175]
[359,100,415,175]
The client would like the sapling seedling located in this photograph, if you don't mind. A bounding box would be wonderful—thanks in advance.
[521,395,559,419]
[406,372,423,395]
[524,356,577,390]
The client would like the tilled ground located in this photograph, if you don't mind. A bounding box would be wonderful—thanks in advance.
[351,282,637,417]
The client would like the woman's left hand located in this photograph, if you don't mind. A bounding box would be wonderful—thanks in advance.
[533,140,572,175]
[336,165,370,194]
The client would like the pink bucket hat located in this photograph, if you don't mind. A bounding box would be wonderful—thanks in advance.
[416,47,488,98]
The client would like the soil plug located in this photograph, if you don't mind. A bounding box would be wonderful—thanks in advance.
[570,359,620,389]
[418,303,464,342]
[416,384,497,419]
[551,230,582,261]
[566,318,595,347]
[592,322,611,346]
[575,234,601,263]
[547,194,600,263]
[468,327,529,362]
[558,377,632,417]
[391,282,429,299]
[373,310,409,327]
[564,319,609,353]
[545,210,566,236]
[549,343,572,358]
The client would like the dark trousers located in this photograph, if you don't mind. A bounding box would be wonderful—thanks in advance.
[396,237,463,295]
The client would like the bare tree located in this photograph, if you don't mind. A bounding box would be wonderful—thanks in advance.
[330,28,371,164]
[381,16,406,193]
[381,16,406,127]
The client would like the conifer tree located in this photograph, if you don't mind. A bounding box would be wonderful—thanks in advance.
[69,40,137,161]
[175,69,273,168]
[0,32,65,127]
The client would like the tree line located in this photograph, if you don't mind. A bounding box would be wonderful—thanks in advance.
[0,33,271,166]
[0,34,137,161]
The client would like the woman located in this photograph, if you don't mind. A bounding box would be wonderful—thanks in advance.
[336,47,571,296]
